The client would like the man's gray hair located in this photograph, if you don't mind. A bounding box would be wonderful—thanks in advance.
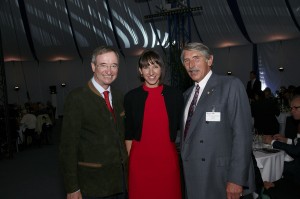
[180,42,213,64]
[91,46,119,64]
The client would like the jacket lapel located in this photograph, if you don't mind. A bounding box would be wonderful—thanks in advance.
[181,87,194,142]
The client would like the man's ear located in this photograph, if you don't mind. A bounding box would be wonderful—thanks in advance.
[207,55,213,66]
[91,62,96,72]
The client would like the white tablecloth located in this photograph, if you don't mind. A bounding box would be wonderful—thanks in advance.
[254,150,285,182]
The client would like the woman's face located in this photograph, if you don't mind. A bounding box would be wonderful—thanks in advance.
[139,62,161,88]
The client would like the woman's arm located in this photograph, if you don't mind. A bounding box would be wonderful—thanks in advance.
[125,140,132,155]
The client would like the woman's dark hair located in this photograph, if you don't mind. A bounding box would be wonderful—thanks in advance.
[138,50,165,84]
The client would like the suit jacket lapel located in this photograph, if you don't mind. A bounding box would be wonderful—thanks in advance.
[181,86,194,148]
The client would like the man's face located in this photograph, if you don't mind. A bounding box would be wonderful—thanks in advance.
[290,97,300,120]
[182,50,213,82]
[91,52,119,89]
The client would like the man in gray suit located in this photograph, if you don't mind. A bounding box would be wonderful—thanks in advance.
[180,42,255,199]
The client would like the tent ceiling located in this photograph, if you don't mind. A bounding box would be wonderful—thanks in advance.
[1,0,300,62]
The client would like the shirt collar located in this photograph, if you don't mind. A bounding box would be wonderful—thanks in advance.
[195,70,212,89]
[91,77,111,94]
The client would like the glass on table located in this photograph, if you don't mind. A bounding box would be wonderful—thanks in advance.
[253,133,264,149]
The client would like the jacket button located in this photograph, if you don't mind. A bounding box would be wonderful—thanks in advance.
[201,158,205,161]
[200,140,203,143]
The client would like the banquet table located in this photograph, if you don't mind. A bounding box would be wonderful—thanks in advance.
[254,149,285,182]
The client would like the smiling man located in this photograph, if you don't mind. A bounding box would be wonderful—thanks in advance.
[59,46,128,199]
[180,42,255,199]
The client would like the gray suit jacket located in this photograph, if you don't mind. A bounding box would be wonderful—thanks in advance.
[181,73,255,199]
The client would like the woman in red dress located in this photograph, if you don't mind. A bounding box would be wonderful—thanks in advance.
[124,50,183,199]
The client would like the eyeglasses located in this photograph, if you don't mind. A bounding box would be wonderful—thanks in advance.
[183,55,205,66]
[290,106,300,111]
[95,64,119,71]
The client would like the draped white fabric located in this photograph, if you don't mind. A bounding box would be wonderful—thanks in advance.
[258,39,300,93]
[238,0,300,43]
[1,0,300,113]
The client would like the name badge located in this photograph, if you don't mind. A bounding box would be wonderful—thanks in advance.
[206,112,221,122]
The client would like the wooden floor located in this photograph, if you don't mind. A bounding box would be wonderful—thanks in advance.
[0,119,65,199]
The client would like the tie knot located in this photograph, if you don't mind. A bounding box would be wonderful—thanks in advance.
[103,91,109,98]
[195,84,200,91]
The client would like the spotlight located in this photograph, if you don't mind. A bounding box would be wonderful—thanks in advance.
[61,83,66,88]
[14,86,20,91]
[278,67,284,72]
[227,71,232,75]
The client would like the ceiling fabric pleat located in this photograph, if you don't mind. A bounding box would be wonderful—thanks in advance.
[1,0,300,61]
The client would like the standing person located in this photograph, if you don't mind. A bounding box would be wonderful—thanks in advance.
[59,46,128,199]
[251,90,280,135]
[246,71,262,102]
[124,50,183,199]
[180,42,255,199]
[20,108,37,147]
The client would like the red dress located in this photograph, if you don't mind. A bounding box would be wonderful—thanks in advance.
[128,85,182,199]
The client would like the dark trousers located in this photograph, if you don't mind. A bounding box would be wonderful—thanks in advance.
[264,177,300,199]
[23,129,37,146]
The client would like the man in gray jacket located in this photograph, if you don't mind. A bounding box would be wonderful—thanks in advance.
[180,42,255,199]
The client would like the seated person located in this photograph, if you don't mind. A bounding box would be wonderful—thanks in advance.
[251,152,274,199]
[41,116,53,144]
[284,115,299,140]
[263,94,300,199]
[264,134,300,199]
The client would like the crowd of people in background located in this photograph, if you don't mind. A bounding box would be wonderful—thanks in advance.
[246,70,300,199]
[16,101,55,148]
[0,101,56,159]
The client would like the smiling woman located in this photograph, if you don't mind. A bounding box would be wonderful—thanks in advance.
[124,50,184,199]
[138,50,164,88]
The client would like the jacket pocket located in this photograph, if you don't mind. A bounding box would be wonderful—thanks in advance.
[78,161,102,168]
[216,156,230,167]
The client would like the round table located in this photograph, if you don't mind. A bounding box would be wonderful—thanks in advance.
[254,149,285,182]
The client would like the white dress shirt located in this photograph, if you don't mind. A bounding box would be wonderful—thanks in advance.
[184,70,212,125]
[91,77,113,107]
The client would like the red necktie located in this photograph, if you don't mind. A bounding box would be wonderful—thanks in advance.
[103,91,115,121]
[184,84,200,139]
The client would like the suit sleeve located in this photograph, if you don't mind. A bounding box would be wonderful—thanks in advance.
[59,92,82,193]
[124,93,134,140]
[273,139,300,158]
[227,78,253,187]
